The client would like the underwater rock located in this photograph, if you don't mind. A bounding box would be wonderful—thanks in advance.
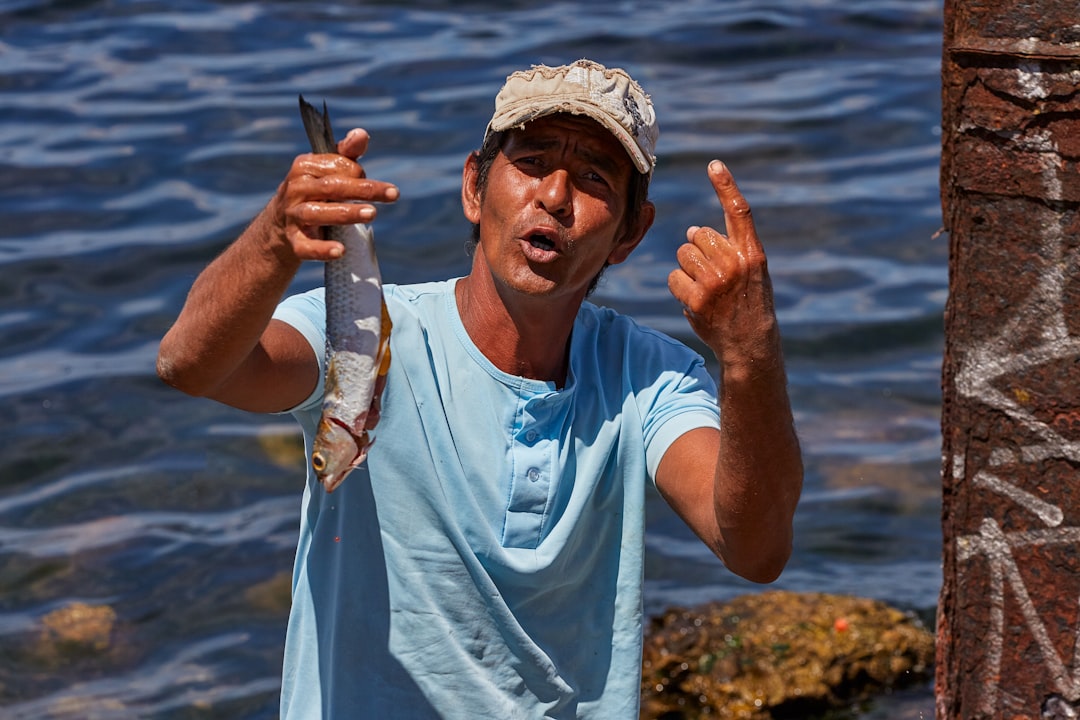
[257,428,307,469]
[245,570,293,615]
[39,602,116,656]
[640,590,933,719]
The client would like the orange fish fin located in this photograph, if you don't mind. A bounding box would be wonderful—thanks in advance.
[376,298,392,376]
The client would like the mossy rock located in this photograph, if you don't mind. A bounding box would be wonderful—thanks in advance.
[245,570,293,615]
[257,428,306,469]
[37,602,117,660]
[641,591,934,719]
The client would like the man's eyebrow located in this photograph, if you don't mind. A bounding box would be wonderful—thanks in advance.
[511,135,559,153]
[579,146,621,179]
[510,134,623,179]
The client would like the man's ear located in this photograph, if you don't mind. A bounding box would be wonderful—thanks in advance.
[462,152,482,225]
[608,200,656,266]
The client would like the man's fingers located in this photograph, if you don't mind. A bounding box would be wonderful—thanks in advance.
[287,227,344,261]
[287,173,400,210]
[277,134,400,263]
[667,267,700,312]
[294,152,363,180]
[337,128,370,162]
[675,237,710,280]
[682,226,747,290]
[284,202,375,260]
[671,242,731,313]
[685,223,741,263]
[707,160,757,247]
[288,202,378,233]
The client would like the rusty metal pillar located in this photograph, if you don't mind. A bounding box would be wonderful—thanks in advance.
[939,2,1080,719]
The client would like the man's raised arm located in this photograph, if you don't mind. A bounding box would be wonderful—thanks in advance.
[157,128,398,413]
[659,160,803,583]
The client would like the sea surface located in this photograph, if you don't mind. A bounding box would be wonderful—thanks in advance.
[0,0,945,717]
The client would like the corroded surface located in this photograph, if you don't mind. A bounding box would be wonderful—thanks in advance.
[640,591,933,719]
[939,0,1080,717]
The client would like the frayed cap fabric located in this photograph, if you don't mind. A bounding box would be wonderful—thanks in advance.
[486,59,658,174]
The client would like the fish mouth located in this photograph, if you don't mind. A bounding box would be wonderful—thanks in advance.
[312,416,371,493]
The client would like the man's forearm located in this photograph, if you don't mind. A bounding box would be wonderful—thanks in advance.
[712,329,803,583]
[157,203,300,397]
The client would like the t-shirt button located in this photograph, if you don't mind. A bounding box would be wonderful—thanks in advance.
[525,429,538,442]
[526,467,541,482]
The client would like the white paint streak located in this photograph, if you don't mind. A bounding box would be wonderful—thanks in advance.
[1015,60,1048,99]
[958,520,1080,709]
[973,471,1064,527]
[1022,441,1080,464]
[974,522,1005,717]
[986,520,1077,696]
[988,447,1016,466]
[1075,594,1080,688]
[958,526,1080,562]
[951,60,1080,713]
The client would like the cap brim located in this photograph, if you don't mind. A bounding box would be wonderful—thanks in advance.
[487,100,653,175]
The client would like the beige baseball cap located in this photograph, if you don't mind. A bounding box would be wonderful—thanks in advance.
[485,59,659,175]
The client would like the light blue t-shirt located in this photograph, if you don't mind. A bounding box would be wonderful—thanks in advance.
[272,279,719,719]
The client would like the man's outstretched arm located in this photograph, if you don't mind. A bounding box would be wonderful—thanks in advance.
[157,128,398,413]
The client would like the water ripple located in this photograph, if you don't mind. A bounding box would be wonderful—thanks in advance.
[0,497,297,558]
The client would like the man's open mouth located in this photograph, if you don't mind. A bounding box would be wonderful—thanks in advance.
[527,234,556,251]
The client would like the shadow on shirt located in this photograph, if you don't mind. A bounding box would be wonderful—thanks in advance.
[304,470,440,718]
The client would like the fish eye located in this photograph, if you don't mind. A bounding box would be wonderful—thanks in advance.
[312,453,326,472]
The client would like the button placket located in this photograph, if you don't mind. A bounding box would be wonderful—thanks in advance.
[502,399,555,548]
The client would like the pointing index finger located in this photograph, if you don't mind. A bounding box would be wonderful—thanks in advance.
[708,159,757,244]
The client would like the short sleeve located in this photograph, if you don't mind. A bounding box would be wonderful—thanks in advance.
[271,287,327,414]
[640,351,720,483]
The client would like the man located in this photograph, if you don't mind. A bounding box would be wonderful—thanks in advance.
[158,59,802,718]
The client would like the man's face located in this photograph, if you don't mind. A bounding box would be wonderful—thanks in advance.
[464,114,650,303]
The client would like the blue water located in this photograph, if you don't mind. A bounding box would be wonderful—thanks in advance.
[0,1,944,717]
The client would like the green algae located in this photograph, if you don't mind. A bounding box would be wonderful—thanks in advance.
[640,591,934,719]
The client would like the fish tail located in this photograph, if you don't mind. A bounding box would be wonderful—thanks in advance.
[298,95,336,154]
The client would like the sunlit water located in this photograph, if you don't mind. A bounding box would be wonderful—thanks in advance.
[0,1,944,716]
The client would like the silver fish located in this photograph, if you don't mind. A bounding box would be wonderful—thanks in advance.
[299,96,391,492]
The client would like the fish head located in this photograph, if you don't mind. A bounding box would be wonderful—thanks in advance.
[311,417,370,492]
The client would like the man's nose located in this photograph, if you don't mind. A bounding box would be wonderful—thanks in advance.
[534,168,573,218]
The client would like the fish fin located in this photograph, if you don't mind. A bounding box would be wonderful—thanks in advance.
[298,95,337,155]
[351,433,373,468]
[377,299,393,377]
